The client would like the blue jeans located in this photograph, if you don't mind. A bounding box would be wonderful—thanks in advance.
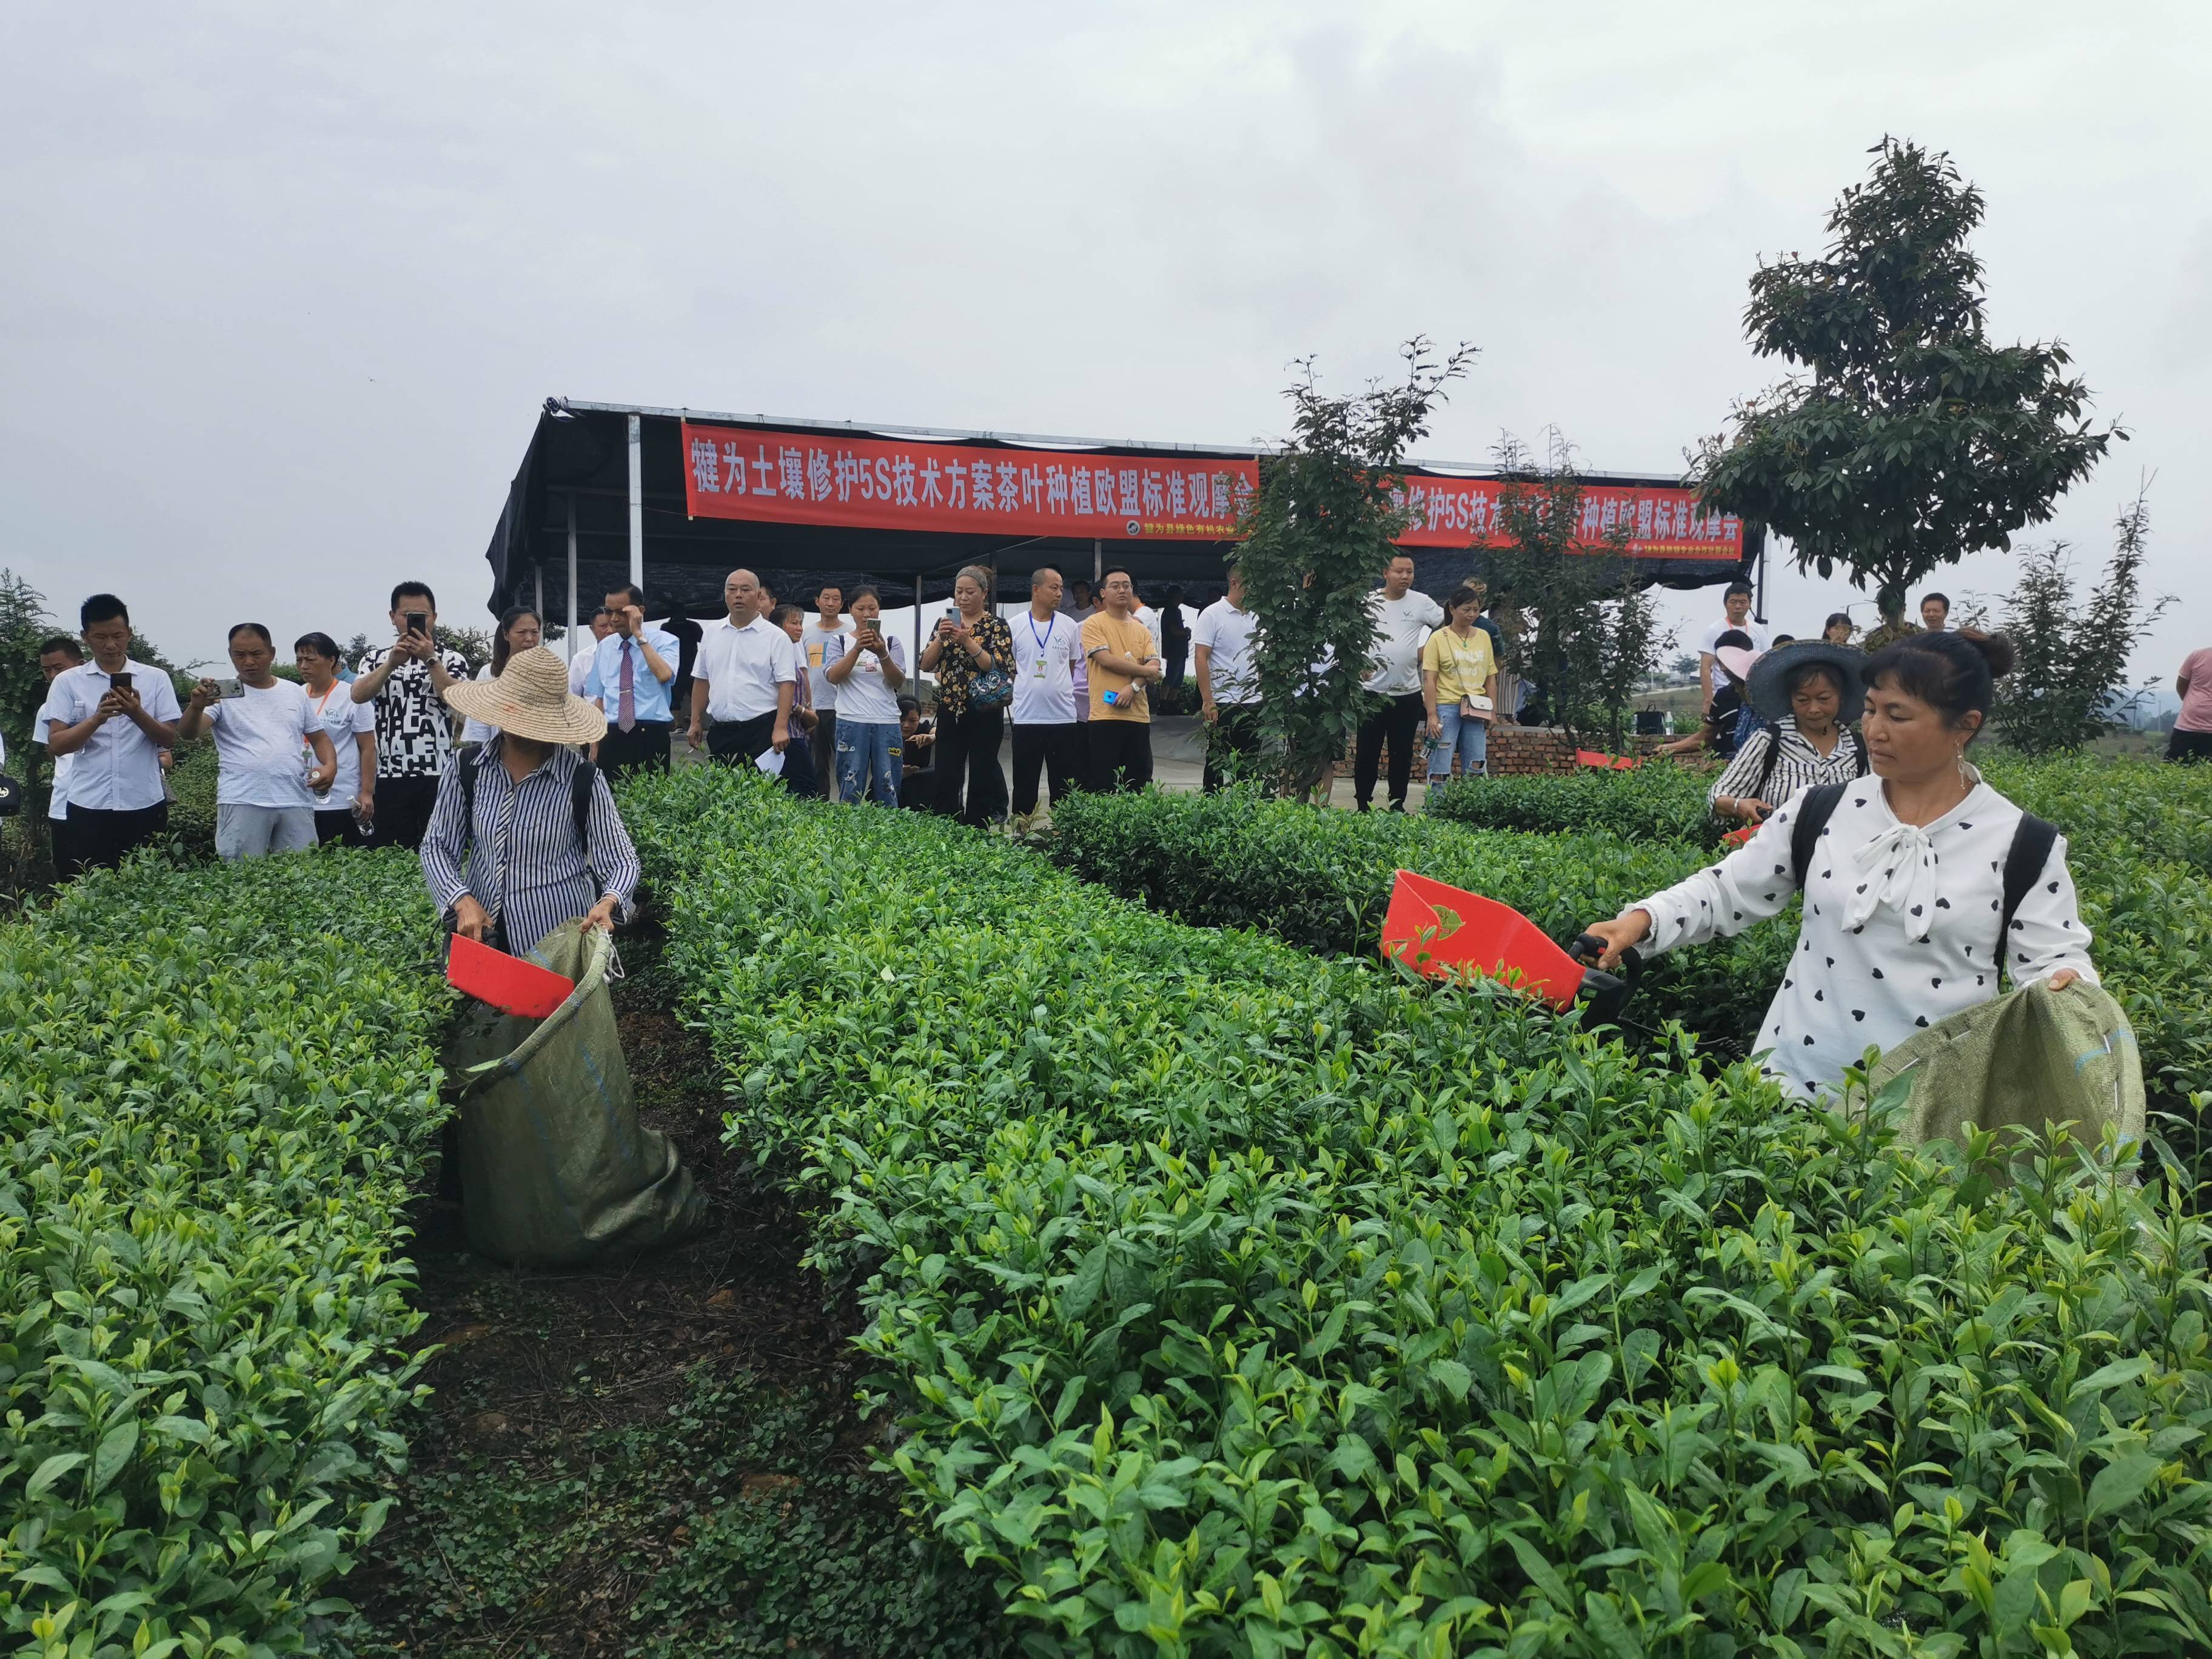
[1427,705,1489,779]
[836,720,900,806]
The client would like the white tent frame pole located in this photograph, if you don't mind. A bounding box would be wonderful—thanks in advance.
[627,414,645,589]
[566,494,580,663]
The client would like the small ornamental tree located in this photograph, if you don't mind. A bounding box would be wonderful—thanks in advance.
[1485,435,1674,753]
[1992,490,2171,754]
[1235,338,1475,796]
[1697,137,2122,614]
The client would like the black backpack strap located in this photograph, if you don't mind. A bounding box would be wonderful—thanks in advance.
[458,745,483,857]
[1997,812,2059,982]
[1749,726,1784,805]
[571,759,601,898]
[1789,782,1848,891]
[1850,727,1869,776]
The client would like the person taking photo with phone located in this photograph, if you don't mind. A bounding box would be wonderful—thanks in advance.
[350,580,468,852]
[179,622,336,860]
[823,586,906,805]
[39,592,181,876]
[919,564,1013,825]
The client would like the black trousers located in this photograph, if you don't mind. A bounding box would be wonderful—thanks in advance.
[813,710,839,798]
[1203,705,1264,793]
[597,719,672,782]
[1011,722,1081,816]
[1088,720,1153,793]
[706,713,779,768]
[62,802,169,877]
[783,726,822,799]
[314,808,370,848]
[370,774,441,852]
[1354,692,1426,808]
[2170,728,2212,763]
[933,706,1007,825]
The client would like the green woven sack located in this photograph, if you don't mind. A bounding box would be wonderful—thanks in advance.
[1868,978,2145,1165]
[444,920,705,1265]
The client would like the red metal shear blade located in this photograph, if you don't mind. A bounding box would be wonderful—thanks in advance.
[446,931,577,1019]
[1379,869,1584,1008]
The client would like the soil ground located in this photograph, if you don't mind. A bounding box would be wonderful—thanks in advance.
[335,959,1014,1659]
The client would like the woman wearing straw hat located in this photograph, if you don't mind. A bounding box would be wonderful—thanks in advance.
[420,646,640,958]
[1709,640,1871,825]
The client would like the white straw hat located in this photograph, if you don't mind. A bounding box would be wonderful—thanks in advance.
[442,647,607,746]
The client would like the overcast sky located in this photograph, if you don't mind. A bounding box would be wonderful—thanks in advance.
[4,2,2205,683]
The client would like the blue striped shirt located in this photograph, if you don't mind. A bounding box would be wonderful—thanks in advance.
[419,742,641,959]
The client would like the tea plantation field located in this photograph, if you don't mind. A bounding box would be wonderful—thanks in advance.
[6,754,2206,1657]
[620,763,2212,1659]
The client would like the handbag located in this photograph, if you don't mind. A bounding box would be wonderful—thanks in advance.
[967,666,1014,711]
[0,773,21,817]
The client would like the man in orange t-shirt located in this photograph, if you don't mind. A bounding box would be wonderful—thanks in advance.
[1080,569,1162,792]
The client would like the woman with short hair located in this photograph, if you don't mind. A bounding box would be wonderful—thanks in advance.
[297,631,378,845]
[918,564,1013,825]
[461,606,543,750]
[1582,631,2096,1099]
[1709,641,1869,825]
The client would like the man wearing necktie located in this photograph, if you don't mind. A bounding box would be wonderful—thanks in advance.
[584,583,680,781]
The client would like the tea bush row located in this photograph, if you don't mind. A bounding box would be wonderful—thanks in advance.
[1426,754,2212,876]
[1047,787,2212,1106]
[0,851,447,1655]
[627,766,2212,1659]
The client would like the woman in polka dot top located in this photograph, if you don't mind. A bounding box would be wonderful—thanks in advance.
[1580,631,2098,1099]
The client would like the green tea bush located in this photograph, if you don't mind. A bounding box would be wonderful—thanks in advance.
[1425,763,1724,847]
[0,850,447,1655]
[1050,786,2212,1112]
[627,766,2212,1658]
[1050,786,1788,1051]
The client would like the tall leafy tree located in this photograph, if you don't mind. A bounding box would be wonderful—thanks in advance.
[1485,435,1673,754]
[1236,338,1475,796]
[1992,491,2170,754]
[1697,137,2122,619]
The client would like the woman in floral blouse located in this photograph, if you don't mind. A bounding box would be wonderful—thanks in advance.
[919,564,1014,825]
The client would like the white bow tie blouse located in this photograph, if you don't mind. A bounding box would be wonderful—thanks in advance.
[1634,771,2099,1099]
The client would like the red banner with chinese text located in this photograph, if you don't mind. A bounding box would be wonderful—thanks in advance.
[1391,474,1744,560]
[682,423,1258,541]
[680,422,1743,561]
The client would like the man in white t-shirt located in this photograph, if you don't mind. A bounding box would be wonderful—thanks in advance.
[1009,567,1084,823]
[178,622,337,860]
[569,609,615,697]
[33,636,84,874]
[1697,580,1770,712]
[688,568,796,768]
[1193,564,1264,794]
[802,586,854,800]
[42,592,183,876]
[1354,554,1444,812]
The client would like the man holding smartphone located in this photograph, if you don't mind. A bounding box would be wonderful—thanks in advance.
[39,592,181,876]
[179,622,336,860]
[350,580,467,851]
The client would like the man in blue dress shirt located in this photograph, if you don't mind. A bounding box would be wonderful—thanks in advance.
[583,583,680,781]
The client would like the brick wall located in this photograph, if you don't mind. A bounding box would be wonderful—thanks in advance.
[1346,724,1667,778]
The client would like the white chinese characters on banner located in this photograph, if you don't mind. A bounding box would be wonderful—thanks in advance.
[683,422,1258,540]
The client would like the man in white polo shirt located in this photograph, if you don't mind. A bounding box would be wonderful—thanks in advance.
[1193,563,1264,793]
[1354,554,1444,813]
[1010,566,1084,826]
[41,592,181,876]
[688,568,795,768]
[178,622,337,860]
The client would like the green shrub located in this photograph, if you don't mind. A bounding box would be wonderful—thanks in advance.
[1426,763,1724,846]
[625,766,2210,1658]
[0,850,447,1654]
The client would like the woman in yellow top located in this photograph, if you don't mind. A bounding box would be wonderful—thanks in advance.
[1420,585,1500,783]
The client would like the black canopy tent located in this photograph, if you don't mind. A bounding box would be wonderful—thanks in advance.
[481,400,1762,652]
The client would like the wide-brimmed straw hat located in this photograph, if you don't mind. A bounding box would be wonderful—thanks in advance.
[1747,639,1867,725]
[443,647,607,746]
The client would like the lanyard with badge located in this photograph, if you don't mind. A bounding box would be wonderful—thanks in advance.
[1027,614,1055,680]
